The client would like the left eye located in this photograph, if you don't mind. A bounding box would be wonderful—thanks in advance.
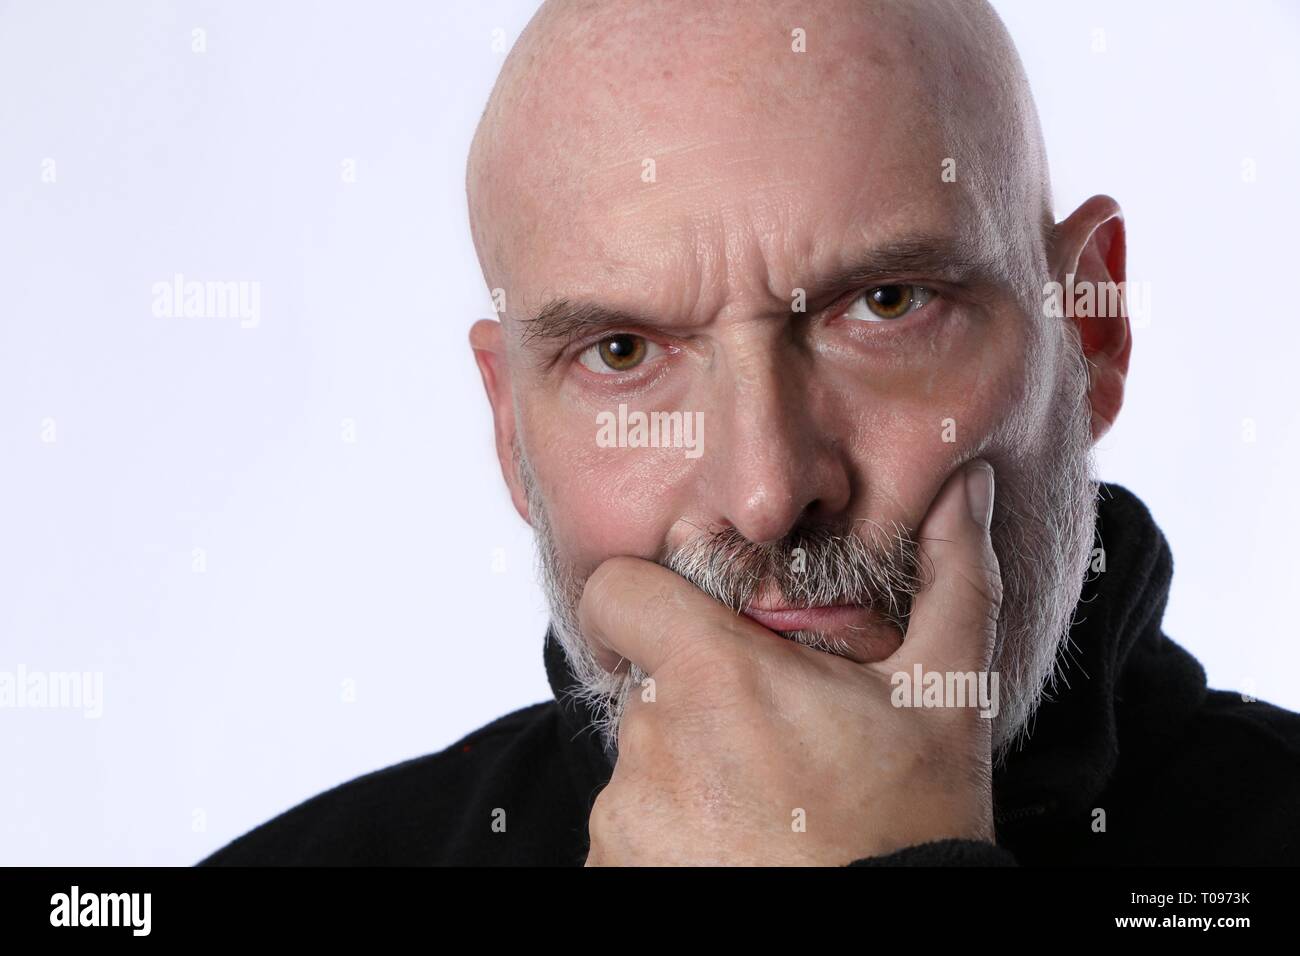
[577,333,666,374]
[842,284,936,321]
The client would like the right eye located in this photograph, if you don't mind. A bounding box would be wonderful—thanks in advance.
[578,334,659,374]
[842,284,936,322]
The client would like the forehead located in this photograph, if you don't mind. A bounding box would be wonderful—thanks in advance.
[511,136,992,332]
[493,7,1009,323]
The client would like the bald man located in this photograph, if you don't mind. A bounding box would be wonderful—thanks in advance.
[201,0,1300,866]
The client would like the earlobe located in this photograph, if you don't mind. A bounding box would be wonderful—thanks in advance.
[469,319,530,524]
[1088,361,1124,442]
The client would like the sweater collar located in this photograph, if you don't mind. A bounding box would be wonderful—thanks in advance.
[542,482,1207,827]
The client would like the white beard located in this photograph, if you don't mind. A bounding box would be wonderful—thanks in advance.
[519,325,1098,767]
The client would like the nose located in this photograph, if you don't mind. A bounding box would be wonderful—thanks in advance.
[707,349,852,545]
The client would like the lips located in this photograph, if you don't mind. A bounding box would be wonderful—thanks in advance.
[742,604,865,633]
[740,602,902,664]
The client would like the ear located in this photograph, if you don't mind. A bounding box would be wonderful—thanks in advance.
[469,318,530,523]
[1047,194,1132,442]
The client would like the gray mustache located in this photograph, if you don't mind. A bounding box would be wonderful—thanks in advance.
[661,521,927,631]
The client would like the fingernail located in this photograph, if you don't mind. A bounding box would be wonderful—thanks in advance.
[965,460,994,530]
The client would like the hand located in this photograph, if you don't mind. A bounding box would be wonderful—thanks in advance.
[580,459,1002,866]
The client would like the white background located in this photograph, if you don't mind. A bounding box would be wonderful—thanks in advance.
[1,0,1296,865]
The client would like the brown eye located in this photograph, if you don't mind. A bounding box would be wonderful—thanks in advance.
[578,333,656,374]
[845,285,935,322]
[866,285,915,319]
[599,334,645,369]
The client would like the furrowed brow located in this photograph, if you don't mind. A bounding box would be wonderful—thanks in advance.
[517,236,1003,360]
[518,299,658,354]
[804,235,1004,303]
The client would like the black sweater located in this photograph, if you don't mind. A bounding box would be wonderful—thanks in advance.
[198,483,1300,865]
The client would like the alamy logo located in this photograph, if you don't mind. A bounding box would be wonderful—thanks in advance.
[0,666,102,718]
[151,272,261,328]
[50,886,151,936]
[1041,272,1151,325]
[890,664,1000,719]
[596,404,704,459]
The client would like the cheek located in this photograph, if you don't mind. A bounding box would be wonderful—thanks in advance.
[520,405,694,572]
[828,312,1038,515]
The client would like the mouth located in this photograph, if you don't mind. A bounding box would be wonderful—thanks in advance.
[740,602,903,664]
[743,603,868,632]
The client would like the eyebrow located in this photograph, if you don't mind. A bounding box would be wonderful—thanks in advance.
[518,233,1002,356]
[813,234,1001,299]
[519,299,658,355]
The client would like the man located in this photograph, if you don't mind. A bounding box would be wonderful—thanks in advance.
[200,0,1300,866]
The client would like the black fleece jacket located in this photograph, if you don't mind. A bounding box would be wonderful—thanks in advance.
[198,483,1300,866]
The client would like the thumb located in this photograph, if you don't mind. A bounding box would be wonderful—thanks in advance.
[886,459,1002,676]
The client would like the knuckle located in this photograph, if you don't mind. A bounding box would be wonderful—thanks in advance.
[578,557,647,640]
[580,557,633,613]
[957,560,1003,614]
[673,637,758,695]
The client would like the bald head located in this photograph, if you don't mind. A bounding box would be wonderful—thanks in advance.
[466,0,1053,307]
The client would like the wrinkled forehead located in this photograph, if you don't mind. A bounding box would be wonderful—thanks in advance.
[481,1,1038,325]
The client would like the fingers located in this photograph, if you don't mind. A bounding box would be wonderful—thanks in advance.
[884,459,1003,676]
[578,555,754,676]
